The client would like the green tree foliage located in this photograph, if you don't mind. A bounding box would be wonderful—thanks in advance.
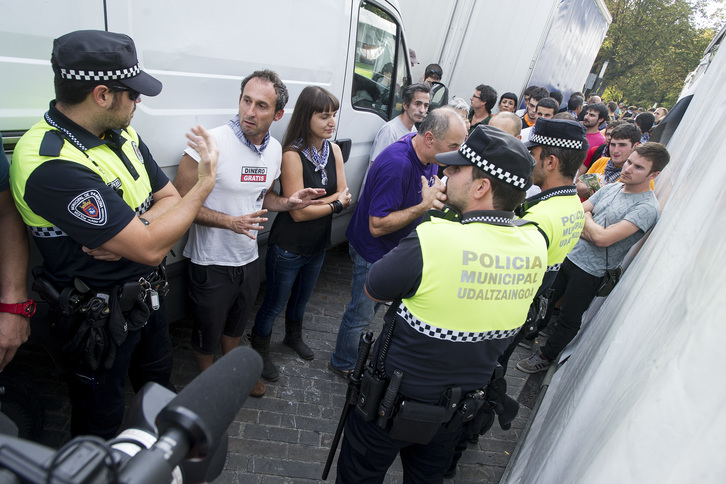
[594,0,722,108]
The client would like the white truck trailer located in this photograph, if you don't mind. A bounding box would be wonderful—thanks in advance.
[399,0,611,108]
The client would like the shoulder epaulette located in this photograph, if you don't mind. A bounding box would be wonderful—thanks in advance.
[515,218,550,247]
[422,207,461,223]
[39,130,65,157]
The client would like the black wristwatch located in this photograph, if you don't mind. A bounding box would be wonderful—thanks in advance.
[0,299,37,318]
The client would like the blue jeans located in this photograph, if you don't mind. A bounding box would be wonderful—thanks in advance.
[330,245,382,371]
[252,244,326,338]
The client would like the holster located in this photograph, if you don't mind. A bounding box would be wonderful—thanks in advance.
[389,400,447,444]
[464,401,496,443]
[46,276,157,372]
[355,367,387,422]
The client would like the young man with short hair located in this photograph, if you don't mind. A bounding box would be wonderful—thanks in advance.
[520,97,559,141]
[521,87,550,128]
[581,102,609,150]
[518,142,670,374]
[577,123,643,200]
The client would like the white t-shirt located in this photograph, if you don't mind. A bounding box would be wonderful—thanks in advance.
[370,116,416,162]
[520,125,534,144]
[182,125,282,266]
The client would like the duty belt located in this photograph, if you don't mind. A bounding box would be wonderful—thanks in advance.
[32,265,169,370]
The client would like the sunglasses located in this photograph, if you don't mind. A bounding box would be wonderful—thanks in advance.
[110,85,141,101]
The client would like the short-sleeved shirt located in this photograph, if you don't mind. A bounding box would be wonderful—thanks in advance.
[183,125,282,266]
[586,131,606,153]
[346,133,438,263]
[568,182,659,277]
[11,103,168,288]
[369,116,415,162]
[365,211,547,402]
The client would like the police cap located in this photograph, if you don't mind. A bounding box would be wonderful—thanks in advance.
[52,30,162,97]
[524,118,588,151]
[436,125,535,191]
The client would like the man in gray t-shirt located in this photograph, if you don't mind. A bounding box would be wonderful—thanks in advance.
[517,142,670,373]
[369,83,430,162]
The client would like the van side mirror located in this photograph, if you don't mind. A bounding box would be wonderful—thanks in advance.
[336,138,352,162]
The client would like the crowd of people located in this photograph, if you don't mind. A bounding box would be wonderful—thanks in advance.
[0,30,672,483]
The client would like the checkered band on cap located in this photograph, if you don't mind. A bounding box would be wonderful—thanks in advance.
[60,64,141,82]
[459,144,529,189]
[529,133,584,150]
[397,304,520,342]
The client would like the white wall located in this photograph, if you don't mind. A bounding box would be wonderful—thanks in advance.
[505,38,726,484]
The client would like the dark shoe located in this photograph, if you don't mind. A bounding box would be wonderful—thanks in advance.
[328,362,350,380]
[283,319,315,360]
[249,332,279,382]
[249,380,266,398]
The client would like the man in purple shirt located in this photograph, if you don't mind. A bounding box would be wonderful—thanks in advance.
[329,107,467,375]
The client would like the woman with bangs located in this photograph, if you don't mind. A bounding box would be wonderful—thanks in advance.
[250,86,351,381]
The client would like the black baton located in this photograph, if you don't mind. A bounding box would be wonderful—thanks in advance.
[377,369,403,429]
[322,331,374,480]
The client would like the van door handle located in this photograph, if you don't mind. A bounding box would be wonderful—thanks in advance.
[336,138,352,163]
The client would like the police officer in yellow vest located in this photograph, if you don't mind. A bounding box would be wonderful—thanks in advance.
[10,30,218,438]
[444,118,589,479]
[521,118,588,290]
[508,118,589,351]
[335,126,547,483]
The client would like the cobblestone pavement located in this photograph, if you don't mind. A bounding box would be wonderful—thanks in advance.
[5,243,541,483]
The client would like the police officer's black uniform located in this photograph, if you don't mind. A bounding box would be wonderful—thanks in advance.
[335,127,547,483]
[10,30,173,438]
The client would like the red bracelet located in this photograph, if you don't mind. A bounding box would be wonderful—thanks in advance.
[0,299,37,318]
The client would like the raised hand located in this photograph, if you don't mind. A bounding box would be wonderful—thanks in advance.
[186,125,219,186]
[420,175,446,210]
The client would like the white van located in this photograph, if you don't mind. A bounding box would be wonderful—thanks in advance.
[1,0,412,320]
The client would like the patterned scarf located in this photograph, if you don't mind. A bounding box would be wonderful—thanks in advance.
[296,138,329,185]
[228,114,269,157]
[603,158,622,184]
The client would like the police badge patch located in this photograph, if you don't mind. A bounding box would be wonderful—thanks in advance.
[68,190,108,225]
[131,141,144,163]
